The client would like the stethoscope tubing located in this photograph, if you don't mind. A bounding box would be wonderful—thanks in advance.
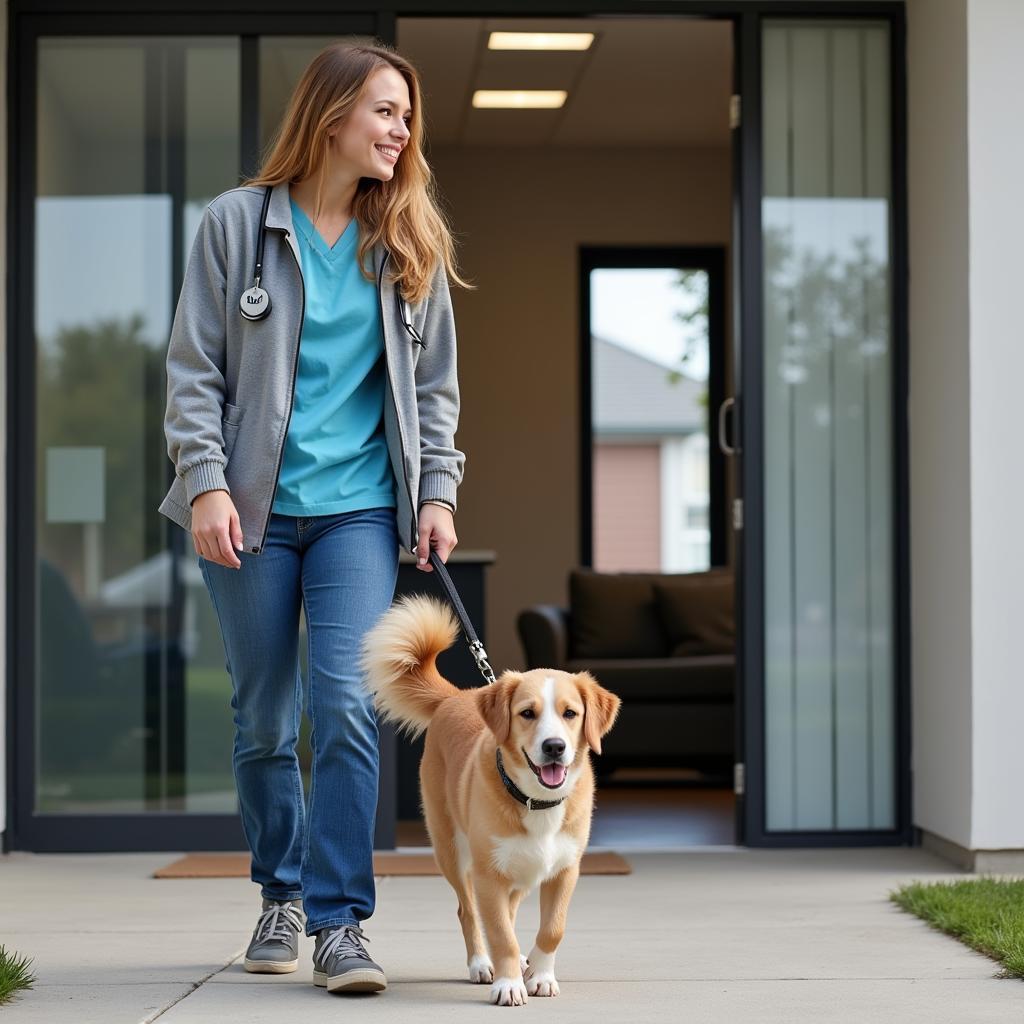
[238,185,274,322]
[238,183,424,348]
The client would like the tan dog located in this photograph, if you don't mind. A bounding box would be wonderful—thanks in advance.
[361,594,620,1006]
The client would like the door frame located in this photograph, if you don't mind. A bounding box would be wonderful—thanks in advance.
[5,0,910,852]
[732,4,910,847]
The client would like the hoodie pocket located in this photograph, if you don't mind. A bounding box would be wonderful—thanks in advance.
[222,402,245,427]
[221,403,245,459]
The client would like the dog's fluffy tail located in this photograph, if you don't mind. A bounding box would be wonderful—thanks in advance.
[360,594,462,739]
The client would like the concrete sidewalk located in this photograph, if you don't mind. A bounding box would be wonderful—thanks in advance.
[0,847,1020,1022]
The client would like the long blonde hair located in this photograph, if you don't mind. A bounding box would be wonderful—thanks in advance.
[241,40,471,304]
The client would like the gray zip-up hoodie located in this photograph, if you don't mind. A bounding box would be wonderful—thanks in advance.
[158,182,464,555]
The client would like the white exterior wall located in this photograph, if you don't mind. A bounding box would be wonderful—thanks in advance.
[1,0,8,844]
[907,0,974,851]
[965,0,1024,850]
[908,0,1024,856]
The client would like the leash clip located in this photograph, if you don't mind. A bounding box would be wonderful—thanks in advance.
[469,640,496,685]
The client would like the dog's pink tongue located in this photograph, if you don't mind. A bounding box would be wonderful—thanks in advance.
[541,762,567,787]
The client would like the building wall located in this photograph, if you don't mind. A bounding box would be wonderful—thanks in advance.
[908,0,1024,854]
[428,145,732,672]
[1,0,8,843]
[965,0,1024,850]
[593,442,661,572]
[906,0,974,852]
[661,434,711,573]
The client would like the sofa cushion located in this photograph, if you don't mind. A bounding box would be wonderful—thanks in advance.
[568,570,668,659]
[566,655,734,702]
[653,571,735,656]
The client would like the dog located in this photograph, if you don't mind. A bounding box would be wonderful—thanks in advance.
[360,593,620,1006]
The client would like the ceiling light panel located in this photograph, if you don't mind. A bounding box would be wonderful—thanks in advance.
[472,90,567,109]
[487,31,594,51]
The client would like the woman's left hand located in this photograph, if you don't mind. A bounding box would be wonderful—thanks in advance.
[416,503,458,572]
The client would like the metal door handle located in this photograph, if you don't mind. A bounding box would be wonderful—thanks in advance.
[718,396,740,455]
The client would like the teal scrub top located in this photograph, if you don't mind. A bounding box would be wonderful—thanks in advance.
[271,198,396,516]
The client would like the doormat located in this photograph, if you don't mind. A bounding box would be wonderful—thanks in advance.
[153,850,631,878]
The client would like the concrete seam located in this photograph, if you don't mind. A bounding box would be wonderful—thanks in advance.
[137,944,247,1024]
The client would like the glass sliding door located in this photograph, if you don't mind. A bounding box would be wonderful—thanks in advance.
[34,37,241,814]
[760,20,895,832]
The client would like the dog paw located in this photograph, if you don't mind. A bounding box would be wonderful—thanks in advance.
[519,954,529,975]
[490,976,529,1006]
[468,954,494,984]
[523,947,558,996]
[525,969,560,997]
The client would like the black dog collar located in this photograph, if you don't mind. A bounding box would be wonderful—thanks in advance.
[495,749,565,811]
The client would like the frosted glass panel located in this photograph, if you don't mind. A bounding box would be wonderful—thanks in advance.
[762,22,894,832]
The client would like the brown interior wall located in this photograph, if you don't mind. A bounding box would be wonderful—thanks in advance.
[428,145,732,673]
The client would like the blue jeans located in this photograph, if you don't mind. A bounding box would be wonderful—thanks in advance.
[198,507,399,935]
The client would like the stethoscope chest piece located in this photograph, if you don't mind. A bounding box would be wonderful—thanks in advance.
[239,284,271,321]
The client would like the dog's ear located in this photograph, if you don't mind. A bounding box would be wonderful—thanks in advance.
[476,675,518,745]
[575,672,621,755]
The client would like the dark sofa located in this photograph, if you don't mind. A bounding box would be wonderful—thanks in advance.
[517,568,735,773]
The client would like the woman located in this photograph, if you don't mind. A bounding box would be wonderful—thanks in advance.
[158,40,469,995]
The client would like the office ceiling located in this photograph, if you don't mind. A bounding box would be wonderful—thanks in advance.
[398,16,733,149]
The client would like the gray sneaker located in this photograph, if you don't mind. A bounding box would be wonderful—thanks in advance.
[243,897,305,974]
[312,924,387,993]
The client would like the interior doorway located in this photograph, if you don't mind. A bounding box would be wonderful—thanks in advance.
[393,14,738,851]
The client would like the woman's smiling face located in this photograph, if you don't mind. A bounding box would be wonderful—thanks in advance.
[330,65,412,181]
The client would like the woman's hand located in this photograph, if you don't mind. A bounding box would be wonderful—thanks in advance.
[192,489,244,569]
[416,503,457,572]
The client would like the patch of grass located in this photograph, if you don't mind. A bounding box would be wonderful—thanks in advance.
[0,945,36,1007]
[890,877,1024,979]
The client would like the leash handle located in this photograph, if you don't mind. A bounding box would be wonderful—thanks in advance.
[427,549,496,684]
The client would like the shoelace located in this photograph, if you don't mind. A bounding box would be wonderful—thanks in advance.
[253,901,304,946]
[317,925,373,967]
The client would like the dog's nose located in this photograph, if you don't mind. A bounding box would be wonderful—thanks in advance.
[542,738,566,759]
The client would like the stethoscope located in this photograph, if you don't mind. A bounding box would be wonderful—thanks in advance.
[238,186,274,321]
[239,184,425,347]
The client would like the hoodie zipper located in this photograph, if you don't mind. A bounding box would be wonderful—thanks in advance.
[252,244,418,554]
[252,234,305,554]
[400,297,425,348]
[379,251,419,550]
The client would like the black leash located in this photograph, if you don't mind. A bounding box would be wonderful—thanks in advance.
[427,549,496,684]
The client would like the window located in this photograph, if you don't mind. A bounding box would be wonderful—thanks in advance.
[581,248,726,572]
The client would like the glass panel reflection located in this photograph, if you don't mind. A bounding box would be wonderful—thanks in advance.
[762,22,894,831]
[259,36,376,152]
[35,37,239,813]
